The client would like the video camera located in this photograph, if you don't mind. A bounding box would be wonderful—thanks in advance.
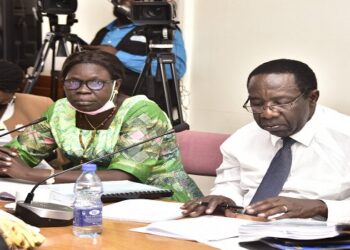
[131,0,176,26]
[112,0,176,26]
[37,0,77,15]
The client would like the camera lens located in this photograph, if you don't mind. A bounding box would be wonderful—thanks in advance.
[56,0,69,8]
[143,6,163,19]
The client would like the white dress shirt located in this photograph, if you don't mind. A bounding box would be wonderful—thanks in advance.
[211,105,350,223]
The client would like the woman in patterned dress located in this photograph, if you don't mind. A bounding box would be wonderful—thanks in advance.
[0,50,202,202]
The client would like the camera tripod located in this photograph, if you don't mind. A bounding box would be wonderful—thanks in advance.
[23,14,86,100]
[132,48,184,126]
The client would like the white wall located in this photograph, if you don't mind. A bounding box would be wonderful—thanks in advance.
[183,0,350,134]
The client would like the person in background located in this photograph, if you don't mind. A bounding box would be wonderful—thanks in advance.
[0,50,202,202]
[182,59,350,223]
[0,60,53,145]
[86,0,186,114]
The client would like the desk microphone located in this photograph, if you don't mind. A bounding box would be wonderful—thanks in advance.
[0,117,47,137]
[15,122,190,227]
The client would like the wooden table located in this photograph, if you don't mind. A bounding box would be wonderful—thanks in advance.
[1,202,213,250]
[39,219,214,250]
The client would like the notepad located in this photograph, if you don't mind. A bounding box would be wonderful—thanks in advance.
[0,178,173,206]
[103,199,184,223]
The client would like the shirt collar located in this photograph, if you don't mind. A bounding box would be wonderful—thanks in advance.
[106,20,134,30]
[269,105,321,147]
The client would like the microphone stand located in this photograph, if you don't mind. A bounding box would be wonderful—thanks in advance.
[0,117,47,137]
[16,122,189,227]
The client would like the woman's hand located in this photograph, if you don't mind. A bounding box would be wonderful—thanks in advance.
[245,196,328,220]
[0,147,33,180]
[181,195,236,217]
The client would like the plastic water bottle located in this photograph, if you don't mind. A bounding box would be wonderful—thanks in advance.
[73,163,103,237]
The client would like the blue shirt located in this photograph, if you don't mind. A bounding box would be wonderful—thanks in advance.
[101,22,187,79]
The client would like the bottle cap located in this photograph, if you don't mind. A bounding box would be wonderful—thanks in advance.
[82,163,97,172]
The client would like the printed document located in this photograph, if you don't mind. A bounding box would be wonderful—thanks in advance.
[103,199,184,223]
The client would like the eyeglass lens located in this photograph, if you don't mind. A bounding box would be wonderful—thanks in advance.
[64,80,105,90]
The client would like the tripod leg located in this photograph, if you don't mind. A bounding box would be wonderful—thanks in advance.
[158,57,174,121]
[169,59,184,124]
[23,33,55,93]
[50,40,59,100]
[157,53,184,125]
[132,54,154,96]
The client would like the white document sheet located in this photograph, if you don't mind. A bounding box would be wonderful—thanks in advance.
[103,199,184,223]
[131,215,252,242]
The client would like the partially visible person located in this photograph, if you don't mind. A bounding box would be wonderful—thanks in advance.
[0,50,202,202]
[86,0,186,114]
[182,59,350,223]
[0,60,53,145]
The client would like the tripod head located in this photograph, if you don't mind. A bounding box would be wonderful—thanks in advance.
[46,13,77,35]
[23,0,86,96]
[35,0,78,36]
[134,23,178,54]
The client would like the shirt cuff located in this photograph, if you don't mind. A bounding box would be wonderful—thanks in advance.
[323,199,350,224]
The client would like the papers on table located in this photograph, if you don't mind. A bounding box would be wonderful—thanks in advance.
[132,216,346,249]
[103,199,184,223]
[238,218,340,242]
[131,215,252,242]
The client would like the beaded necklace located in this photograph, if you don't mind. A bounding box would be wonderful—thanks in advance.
[79,107,117,163]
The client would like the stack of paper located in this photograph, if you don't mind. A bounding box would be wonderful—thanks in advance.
[238,218,340,242]
[103,199,184,223]
[131,215,252,241]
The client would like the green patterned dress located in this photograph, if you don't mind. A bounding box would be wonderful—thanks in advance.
[6,95,203,202]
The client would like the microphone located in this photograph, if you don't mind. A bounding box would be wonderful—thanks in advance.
[15,122,190,227]
[0,117,47,137]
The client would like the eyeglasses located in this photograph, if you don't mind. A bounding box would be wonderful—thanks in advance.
[63,79,116,91]
[243,92,305,114]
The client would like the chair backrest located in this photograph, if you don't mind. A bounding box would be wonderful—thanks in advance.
[175,130,230,176]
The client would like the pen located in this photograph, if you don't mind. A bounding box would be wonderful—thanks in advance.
[197,201,246,213]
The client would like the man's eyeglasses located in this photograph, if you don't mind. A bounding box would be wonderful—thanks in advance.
[63,79,116,91]
[242,92,305,114]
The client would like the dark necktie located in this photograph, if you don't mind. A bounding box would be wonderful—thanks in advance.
[250,137,296,204]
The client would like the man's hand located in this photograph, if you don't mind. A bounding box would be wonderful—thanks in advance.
[83,45,117,55]
[181,195,236,217]
[245,196,328,220]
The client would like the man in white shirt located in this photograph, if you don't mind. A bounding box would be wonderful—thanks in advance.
[182,59,350,223]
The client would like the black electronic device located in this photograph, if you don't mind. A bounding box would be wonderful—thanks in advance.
[0,0,41,70]
[100,189,173,203]
[131,0,176,26]
[15,122,189,227]
[38,0,77,15]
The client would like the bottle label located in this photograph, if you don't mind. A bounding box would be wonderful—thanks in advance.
[73,207,103,227]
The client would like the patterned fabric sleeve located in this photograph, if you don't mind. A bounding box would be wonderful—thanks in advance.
[5,104,58,167]
[108,99,170,181]
[108,99,203,202]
